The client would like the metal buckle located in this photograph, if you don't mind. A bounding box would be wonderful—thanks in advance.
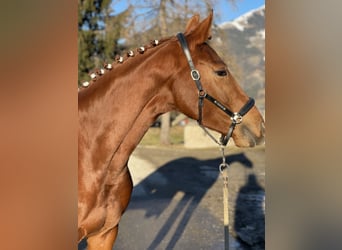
[191,69,200,80]
[198,90,207,98]
[231,112,243,124]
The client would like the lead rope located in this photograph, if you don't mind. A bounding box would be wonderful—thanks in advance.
[197,124,230,249]
[219,145,230,250]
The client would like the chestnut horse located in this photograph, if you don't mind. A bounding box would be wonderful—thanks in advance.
[78,11,264,249]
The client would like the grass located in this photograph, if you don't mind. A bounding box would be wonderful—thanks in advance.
[139,126,184,146]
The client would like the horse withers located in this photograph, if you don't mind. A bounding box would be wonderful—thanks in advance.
[78,11,265,250]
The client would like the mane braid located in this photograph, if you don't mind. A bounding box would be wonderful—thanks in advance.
[78,36,174,92]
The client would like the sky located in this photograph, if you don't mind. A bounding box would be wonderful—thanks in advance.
[216,0,265,22]
[111,0,265,24]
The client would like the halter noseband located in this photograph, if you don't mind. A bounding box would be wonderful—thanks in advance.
[176,33,255,146]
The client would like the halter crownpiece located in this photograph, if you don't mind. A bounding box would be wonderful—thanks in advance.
[176,32,255,146]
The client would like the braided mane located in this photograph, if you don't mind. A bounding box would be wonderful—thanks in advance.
[78,36,173,92]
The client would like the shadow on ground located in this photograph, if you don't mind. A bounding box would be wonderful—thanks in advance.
[79,151,265,250]
[233,173,265,249]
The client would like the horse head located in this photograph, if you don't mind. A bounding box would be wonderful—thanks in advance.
[169,11,265,147]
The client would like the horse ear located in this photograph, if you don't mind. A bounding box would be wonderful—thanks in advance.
[184,14,200,34]
[187,10,213,48]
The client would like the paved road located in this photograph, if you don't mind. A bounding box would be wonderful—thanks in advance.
[79,145,265,250]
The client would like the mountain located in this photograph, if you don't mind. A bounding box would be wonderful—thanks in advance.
[213,5,265,113]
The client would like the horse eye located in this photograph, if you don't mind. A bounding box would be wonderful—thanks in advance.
[215,70,228,77]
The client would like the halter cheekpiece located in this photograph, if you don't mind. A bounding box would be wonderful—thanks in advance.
[176,33,255,146]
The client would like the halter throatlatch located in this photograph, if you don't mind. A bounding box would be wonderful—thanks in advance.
[176,33,255,146]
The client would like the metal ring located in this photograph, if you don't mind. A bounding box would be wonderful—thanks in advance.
[198,89,207,98]
[231,113,243,124]
[191,69,200,80]
[219,163,229,173]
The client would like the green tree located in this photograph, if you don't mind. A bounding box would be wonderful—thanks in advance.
[78,0,131,85]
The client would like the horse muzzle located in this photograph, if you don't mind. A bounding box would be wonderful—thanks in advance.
[232,121,265,147]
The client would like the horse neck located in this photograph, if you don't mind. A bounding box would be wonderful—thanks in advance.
[79,45,177,170]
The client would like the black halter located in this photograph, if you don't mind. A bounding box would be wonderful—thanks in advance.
[176,33,255,146]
